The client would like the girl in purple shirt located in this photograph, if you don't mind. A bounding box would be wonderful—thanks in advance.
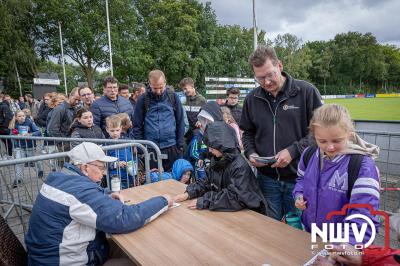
[293,104,380,246]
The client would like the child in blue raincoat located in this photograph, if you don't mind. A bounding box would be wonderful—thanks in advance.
[149,159,193,184]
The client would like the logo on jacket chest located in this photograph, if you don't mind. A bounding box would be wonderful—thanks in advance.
[327,170,348,193]
[282,104,299,111]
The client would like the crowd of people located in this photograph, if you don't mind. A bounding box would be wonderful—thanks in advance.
[0,45,398,265]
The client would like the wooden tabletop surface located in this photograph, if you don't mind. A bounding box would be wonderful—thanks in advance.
[112,179,318,266]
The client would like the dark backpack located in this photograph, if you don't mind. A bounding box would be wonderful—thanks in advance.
[302,146,363,199]
[143,87,176,113]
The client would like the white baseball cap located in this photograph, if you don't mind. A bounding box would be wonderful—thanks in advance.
[68,142,117,165]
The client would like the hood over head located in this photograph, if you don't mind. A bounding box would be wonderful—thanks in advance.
[172,159,193,181]
[204,121,239,154]
[198,101,223,122]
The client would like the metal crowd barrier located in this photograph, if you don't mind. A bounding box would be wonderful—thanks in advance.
[0,135,166,181]
[356,130,400,214]
[0,142,153,244]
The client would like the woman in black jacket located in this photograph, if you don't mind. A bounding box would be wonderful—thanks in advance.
[174,121,267,214]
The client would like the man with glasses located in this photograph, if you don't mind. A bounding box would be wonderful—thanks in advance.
[26,142,173,265]
[240,45,322,221]
[133,70,185,171]
[79,86,95,109]
[91,76,134,136]
[225,87,242,124]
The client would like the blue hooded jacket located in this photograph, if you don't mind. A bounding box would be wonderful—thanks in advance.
[150,159,193,183]
[172,159,193,181]
[132,88,185,149]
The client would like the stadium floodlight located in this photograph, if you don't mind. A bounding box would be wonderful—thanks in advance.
[58,22,68,95]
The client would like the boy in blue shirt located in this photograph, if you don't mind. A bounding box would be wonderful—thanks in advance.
[105,115,135,189]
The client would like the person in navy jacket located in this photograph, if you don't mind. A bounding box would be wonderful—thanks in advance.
[25,142,173,265]
[132,70,185,172]
[91,76,134,137]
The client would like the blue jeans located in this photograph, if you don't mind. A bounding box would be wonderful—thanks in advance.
[257,172,296,221]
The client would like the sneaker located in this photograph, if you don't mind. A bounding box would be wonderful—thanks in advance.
[38,171,44,179]
[12,180,23,188]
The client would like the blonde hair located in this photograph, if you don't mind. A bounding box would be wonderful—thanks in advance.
[8,110,26,129]
[310,104,354,136]
[106,115,122,129]
[115,113,132,130]
[148,70,166,83]
[220,106,237,124]
[48,93,66,108]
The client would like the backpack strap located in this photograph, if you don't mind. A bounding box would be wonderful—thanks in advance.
[302,145,318,167]
[347,154,364,199]
[166,89,176,112]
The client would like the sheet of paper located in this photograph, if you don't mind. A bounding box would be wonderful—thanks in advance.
[170,202,181,209]
[303,249,329,266]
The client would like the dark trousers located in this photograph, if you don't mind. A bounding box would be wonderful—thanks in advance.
[0,129,12,156]
[150,145,182,172]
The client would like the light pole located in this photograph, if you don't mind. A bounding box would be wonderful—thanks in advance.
[58,22,68,95]
[105,0,113,76]
[253,0,258,88]
[14,62,22,96]
[253,0,258,51]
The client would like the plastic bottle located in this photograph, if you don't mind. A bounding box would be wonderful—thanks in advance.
[111,175,121,192]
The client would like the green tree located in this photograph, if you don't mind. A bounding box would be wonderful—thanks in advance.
[34,0,138,88]
[381,45,400,91]
[273,33,312,80]
[133,0,206,86]
[306,41,335,94]
[0,0,36,93]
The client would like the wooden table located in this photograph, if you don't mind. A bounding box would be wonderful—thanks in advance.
[112,179,318,266]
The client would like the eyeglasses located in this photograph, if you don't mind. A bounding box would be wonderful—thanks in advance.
[87,163,106,171]
[254,70,277,83]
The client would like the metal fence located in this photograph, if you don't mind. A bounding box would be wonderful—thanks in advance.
[1,132,399,247]
[0,141,157,244]
[357,130,400,214]
[0,135,167,184]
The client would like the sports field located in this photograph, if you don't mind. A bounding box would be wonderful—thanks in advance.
[324,97,400,121]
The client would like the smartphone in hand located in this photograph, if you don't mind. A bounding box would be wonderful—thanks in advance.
[252,156,277,165]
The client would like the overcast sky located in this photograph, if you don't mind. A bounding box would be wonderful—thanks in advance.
[199,0,400,46]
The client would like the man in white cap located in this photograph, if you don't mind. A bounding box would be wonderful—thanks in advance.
[25,142,173,266]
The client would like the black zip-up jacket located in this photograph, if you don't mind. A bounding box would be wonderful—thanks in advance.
[35,103,51,127]
[240,72,322,181]
[225,102,242,124]
[47,101,76,137]
[184,94,206,129]
[186,122,267,213]
[70,121,105,148]
[0,101,13,132]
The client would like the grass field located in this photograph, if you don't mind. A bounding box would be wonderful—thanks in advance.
[324,97,400,121]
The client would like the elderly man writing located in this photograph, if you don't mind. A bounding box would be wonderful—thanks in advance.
[25,142,173,266]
